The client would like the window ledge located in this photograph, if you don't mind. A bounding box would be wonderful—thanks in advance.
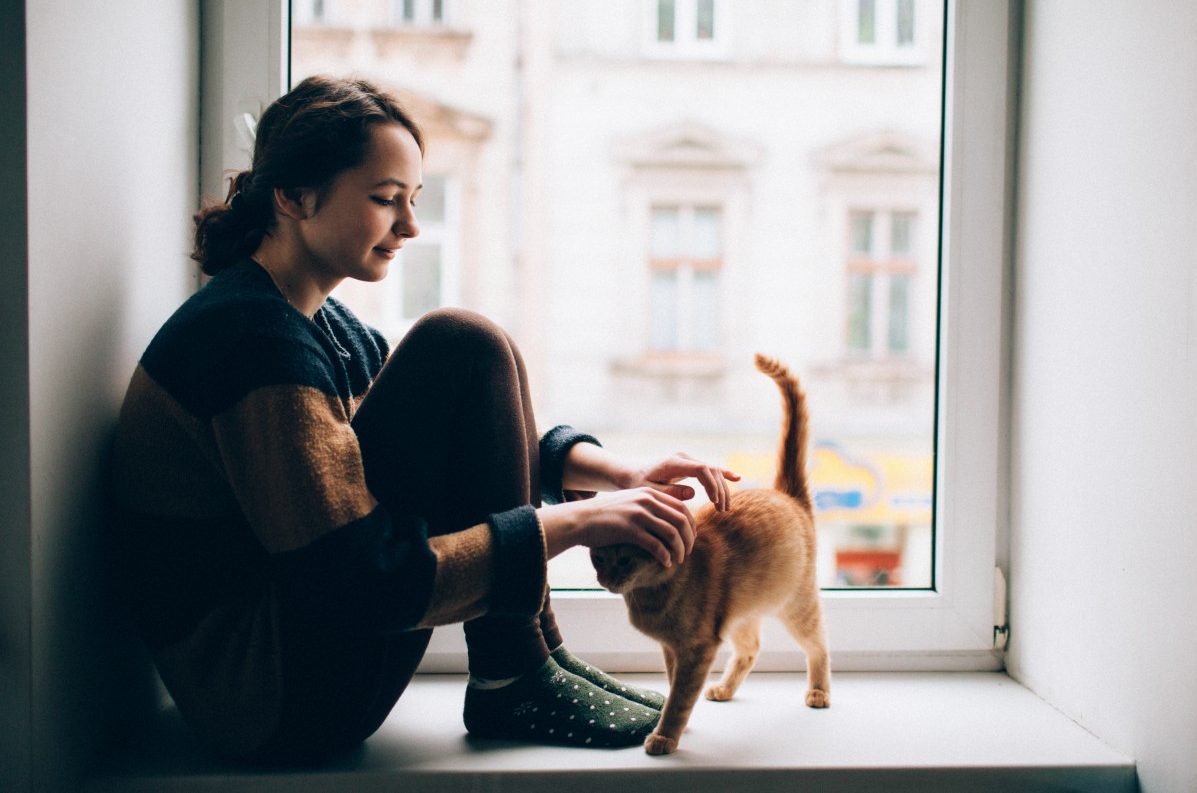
[86,672,1134,793]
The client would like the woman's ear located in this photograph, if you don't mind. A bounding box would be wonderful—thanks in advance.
[272,186,316,220]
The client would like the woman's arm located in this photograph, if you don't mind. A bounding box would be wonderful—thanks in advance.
[563,442,742,511]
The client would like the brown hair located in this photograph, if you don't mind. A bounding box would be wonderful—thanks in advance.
[192,75,425,275]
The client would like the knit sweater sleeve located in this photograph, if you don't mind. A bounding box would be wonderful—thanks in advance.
[538,424,603,505]
[209,334,546,632]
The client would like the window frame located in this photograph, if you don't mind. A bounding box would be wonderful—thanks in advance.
[841,0,927,66]
[643,0,730,61]
[205,0,1015,673]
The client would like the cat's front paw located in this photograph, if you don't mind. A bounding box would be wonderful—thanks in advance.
[644,731,679,755]
[705,684,735,702]
[805,688,830,708]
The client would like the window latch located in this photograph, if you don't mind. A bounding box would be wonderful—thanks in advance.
[993,566,1009,651]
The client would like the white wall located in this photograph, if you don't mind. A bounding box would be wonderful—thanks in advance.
[1007,3,1197,792]
[7,2,200,791]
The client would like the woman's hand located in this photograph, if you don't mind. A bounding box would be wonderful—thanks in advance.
[538,488,696,567]
[623,452,742,512]
[562,443,741,511]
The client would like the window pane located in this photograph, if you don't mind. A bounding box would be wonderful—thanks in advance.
[696,0,715,41]
[401,244,441,319]
[292,2,944,592]
[691,269,719,350]
[857,0,877,45]
[417,175,447,225]
[850,211,874,256]
[656,0,676,43]
[888,274,910,353]
[651,206,681,257]
[890,212,914,256]
[650,269,679,350]
[432,0,444,24]
[897,0,916,46]
[690,206,721,258]
[847,272,872,352]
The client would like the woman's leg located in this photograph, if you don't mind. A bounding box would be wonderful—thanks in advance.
[353,307,550,680]
[351,309,659,747]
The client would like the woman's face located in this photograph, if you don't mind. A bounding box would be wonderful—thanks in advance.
[296,121,423,285]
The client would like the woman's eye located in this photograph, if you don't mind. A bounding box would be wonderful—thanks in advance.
[372,197,396,207]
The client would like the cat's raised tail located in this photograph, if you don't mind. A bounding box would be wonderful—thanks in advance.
[754,354,811,511]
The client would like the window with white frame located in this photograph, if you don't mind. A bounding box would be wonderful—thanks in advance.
[390,0,449,27]
[292,0,333,27]
[648,204,722,353]
[842,0,923,65]
[645,0,727,58]
[845,210,918,357]
[208,0,1015,672]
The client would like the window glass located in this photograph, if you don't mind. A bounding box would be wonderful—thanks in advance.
[650,269,680,350]
[847,272,873,352]
[850,211,874,255]
[651,206,681,257]
[401,244,441,319]
[891,211,914,256]
[857,0,877,44]
[888,274,910,353]
[690,206,721,258]
[695,0,715,41]
[292,0,943,591]
[897,0,916,46]
[656,0,676,42]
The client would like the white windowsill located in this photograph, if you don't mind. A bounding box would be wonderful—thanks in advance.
[86,672,1134,793]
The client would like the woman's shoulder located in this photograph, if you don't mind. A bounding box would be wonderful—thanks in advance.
[138,261,336,417]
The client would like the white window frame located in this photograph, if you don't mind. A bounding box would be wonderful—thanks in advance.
[204,0,1015,673]
[841,0,926,66]
[642,0,730,60]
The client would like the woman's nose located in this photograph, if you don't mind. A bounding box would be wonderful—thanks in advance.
[395,207,419,239]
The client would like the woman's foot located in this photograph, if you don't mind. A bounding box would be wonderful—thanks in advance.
[551,646,666,710]
[463,658,659,747]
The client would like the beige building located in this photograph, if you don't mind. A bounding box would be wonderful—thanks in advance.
[293,0,942,587]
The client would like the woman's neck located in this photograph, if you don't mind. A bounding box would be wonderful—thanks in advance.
[250,233,339,318]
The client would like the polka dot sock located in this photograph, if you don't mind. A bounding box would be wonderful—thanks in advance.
[550,646,666,710]
[463,658,659,747]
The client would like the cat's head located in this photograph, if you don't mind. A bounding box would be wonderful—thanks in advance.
[590,544,671,593]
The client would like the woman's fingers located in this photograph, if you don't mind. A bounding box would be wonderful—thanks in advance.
[644,454,741,512]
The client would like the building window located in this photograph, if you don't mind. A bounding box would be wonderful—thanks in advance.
[648,204,722,353]
[842,0,922,65]
[392,0,448,27]
[845,210,917,357]
[393,174,452,325]
[646,0,727,58]
[292,0,333,26]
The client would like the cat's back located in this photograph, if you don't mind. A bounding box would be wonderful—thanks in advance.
[690,488,814,607]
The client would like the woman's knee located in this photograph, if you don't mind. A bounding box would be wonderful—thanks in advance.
[402,307,516,366]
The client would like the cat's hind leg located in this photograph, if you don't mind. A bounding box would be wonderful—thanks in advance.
[705,617,761,702]
[779,596,831,708]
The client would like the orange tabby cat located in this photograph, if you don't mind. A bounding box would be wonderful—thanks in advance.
[591,354,829,755]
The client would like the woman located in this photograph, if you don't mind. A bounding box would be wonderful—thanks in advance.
[110,75,738,762]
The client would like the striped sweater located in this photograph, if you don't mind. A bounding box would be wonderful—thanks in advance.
[110,259,578,756]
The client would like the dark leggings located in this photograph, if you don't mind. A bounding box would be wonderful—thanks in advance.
[352,306,565,676]
[260,308,567,762]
